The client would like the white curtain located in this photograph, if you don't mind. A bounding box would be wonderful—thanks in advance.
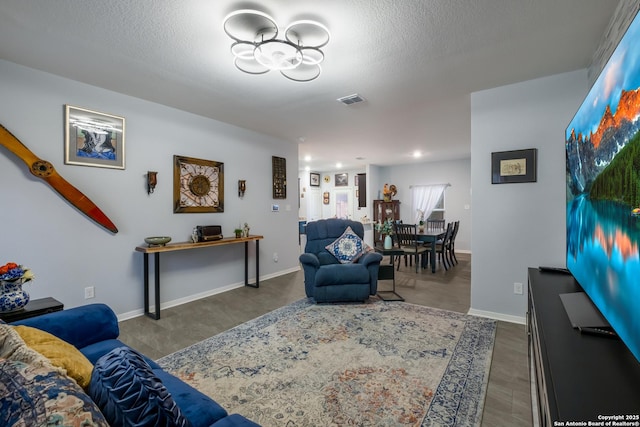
[411,184,449,223]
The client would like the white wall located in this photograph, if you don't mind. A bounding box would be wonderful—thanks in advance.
[470,69,588,322]
[298,168,367,222]
[377,159,472,252]
[0,60,300,318]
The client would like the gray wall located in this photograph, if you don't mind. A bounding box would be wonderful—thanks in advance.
[375,159,472,253]
[0,60,300,319]
[469,69,588,322]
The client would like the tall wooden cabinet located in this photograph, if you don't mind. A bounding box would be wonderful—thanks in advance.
[373,199,400,243]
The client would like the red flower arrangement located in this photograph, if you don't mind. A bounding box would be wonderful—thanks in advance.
[0,262,35,283]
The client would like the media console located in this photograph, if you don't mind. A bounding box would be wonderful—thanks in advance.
[527,268,640,426]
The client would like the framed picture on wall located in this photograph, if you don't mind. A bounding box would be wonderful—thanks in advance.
[491,149,537,184]
[310,172,320,187]
[64,105,125,169]
[335,173,348,187]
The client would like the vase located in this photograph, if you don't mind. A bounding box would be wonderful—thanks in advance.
[384,235,393,249]
[0,279,30,313]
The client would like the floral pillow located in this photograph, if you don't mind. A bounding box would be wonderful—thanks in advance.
[0,358,109,427]
[325,226,373,264]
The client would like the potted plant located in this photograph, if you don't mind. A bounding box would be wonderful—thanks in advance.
[234,228,243,238]
[375,219,395,249]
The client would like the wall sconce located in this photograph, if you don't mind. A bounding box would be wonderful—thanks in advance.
[147,171,158,194]
[238,180,246,198]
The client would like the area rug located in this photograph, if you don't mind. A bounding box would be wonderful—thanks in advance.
[158,298,497,427]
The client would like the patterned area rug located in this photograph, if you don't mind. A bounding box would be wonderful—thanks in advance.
[158,298,496,426]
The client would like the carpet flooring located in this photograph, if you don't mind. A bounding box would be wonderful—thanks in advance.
[158,297,497,427]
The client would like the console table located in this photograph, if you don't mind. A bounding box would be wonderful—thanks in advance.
[0,297,64,322]
[527,268,640,425]
[135,235,263,319]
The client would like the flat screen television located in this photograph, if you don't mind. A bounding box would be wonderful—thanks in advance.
[565,10,640,363]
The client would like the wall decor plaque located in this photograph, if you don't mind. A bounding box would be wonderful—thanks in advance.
[173,155,224,213]
[272,156,286,199]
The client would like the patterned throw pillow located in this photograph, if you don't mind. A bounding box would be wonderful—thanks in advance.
[0,323,108,426]
[325,226,373,264]
[0,359,108,427]
[89,346,190,427]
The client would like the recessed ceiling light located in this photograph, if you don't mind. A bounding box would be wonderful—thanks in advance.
[305,166,310,171]
[413,151,422,158]
[304,155,311,162]
[336,162,342,168]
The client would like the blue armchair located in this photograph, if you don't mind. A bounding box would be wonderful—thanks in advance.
[299,219,383,303]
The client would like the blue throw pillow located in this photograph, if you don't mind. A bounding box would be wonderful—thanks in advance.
[88,346,190,427]
[325,226,373,264]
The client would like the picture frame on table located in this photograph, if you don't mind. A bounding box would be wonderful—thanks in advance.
[310,172,320,187]
[491,148,537,184]
[64,105,125,169]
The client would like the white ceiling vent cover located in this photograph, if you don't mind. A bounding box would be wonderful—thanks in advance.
[337,94,365,105]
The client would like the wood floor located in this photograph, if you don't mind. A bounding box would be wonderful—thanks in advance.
[118,253,533,426]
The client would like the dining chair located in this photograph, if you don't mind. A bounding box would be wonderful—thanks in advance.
[427,219,445,230]
[394,223,429,273]
[435,222,454,271]
[448,220,460,265]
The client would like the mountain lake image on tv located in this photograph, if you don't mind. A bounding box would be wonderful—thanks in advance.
[566,11,640,363]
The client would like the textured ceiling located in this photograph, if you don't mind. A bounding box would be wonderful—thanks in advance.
[0,0,618,171]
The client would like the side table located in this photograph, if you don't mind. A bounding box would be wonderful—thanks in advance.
[375,245,405,301]
[0,297,64,322]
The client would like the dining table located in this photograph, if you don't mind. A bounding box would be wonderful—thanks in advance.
[416,227,446,273]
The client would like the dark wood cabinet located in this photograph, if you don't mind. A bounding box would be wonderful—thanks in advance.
[373,199,400,243]
[527,268,640,425]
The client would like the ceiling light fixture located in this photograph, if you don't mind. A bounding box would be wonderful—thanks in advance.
[223,9,330,82]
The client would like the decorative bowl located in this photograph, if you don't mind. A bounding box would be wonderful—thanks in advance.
[144,236,171,246]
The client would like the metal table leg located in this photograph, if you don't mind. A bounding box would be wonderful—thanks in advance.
[143,253,161,319]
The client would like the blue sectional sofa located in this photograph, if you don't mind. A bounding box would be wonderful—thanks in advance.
[11,303,259,427]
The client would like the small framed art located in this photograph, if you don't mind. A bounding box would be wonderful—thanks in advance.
[491,149,537,184]
[64,105,125,169]
[310,172,320,187]
[335,173,348,187]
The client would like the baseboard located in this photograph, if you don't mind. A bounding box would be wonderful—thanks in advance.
[117,266,301,322]
[467,308,526,325]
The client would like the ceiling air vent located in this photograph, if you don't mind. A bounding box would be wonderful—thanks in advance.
[337,94,365,105]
